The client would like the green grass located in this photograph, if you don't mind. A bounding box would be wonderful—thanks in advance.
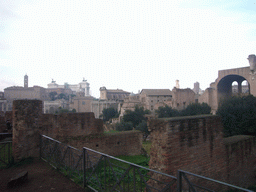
[0,142,13,169]
[85,157,149,192]
[104,130,119,134]
[142,141,152,156]
[115,155,150,168]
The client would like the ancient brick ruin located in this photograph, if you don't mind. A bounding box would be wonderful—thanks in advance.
[5,99,256,189]
[148,115,256,189]
[11,100,143,161]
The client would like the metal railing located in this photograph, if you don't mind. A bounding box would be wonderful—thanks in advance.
[177,170,253,192]
[83,147,177,192]
[40,135,84,185]
[40,135,253,192]
[40,135,177,191]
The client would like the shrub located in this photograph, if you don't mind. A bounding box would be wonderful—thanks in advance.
[217,95,256,137]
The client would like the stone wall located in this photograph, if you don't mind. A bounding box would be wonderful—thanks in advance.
[224,135,256,187]
[12,100,42,161]
[148,115,256,189]
[12,100,143,161]
[64,131,143,156]
[41,112,103,140]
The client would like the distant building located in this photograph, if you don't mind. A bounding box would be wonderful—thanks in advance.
[69,91,95,113]
[47,78,90,96]
[4,75,49,111]
[99,86,130,101]
[119,88,198,117]
[171,87,196,110]
[140,89,173,112]
[193,82,204,95]
[91,87,130,118]
[44,99,69,114]
[0,92,7,112]
[119,93,143,118]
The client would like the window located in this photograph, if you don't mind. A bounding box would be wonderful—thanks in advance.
[82,101,85,105]
[151,105,154,110]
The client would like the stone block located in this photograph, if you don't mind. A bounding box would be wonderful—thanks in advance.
[7,171,28,188]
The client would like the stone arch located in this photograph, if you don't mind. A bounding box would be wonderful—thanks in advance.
[217,74,250,103]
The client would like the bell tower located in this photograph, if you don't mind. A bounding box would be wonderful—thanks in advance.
[24,74,28,88]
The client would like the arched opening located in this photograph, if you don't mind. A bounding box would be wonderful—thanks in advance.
[217,75,250,104]
[241,80,250,94]
[232,81,238,94]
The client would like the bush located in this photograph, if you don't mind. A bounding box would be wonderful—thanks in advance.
[135,120,149,141]
[156,105,179,118]
[217,95,256,137]
[180,103,211,116]
[122,106,148,127]
[101,108,118,122]
[115,121,133,131]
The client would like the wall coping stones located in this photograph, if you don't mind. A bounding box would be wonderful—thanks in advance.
[157,114,215,121]
[223,135,255,145]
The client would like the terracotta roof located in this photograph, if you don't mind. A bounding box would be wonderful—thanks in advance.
[140,89,172,96]
[107,89,130,94]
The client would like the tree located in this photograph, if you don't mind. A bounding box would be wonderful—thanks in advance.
[122,105,149,127]
[180,103,211,116]
[156,105,179,118]
[58,93,66,100]
[101,108,118,122]
[55,107,76,114]
[217,95,256,137]
[116,121,133,131]
[135,120,149,141]
[121,105,150,138]
[49,91,58,101]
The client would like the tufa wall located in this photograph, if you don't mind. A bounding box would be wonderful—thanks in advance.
[148,115,256,189]
[12,100,142,161]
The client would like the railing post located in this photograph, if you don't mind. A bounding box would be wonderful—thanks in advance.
[8,141,11,164]
[39,135,42,159]
[83,148,86,188]
[177,170,182,192]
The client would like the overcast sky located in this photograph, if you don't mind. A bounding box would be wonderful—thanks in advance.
[1,0,256,98]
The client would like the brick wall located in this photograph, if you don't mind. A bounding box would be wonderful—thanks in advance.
[63,131,143,156]
[224,135,256,187]
[148,115,256,189]
[12,100,143,161]
[40,112,103,139]
[12,100,42,161]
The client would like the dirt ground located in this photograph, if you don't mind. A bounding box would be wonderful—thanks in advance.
[0,158,88,192]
